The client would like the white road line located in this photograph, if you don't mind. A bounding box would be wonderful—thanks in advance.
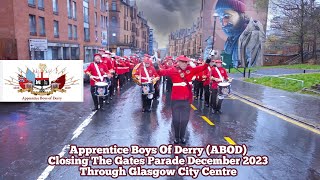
[37,111,97,180]
[71,111,97,140]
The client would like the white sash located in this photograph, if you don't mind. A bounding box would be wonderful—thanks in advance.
[94,63,104,82]
[143,63,151,83]
[215,67,224,81]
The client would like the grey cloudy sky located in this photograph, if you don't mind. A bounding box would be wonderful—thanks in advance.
[135,0,202,48]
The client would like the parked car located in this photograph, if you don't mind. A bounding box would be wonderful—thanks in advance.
[83,63,90,83]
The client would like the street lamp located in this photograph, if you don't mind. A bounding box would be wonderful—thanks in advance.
[212,12,219,51]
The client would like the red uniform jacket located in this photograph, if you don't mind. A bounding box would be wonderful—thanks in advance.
[84,62,109,86]
[157,64,209,103]
[195,68,209,82]
[115,60,127,75]
[102,57,114,70]
[203,67,211,86]
[210,67,229,89]
[134,64,159,83]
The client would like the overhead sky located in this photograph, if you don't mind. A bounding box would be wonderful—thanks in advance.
[135,0,202,49]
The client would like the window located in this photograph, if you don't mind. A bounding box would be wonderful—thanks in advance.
[39,17,45,36]
[68,24,72,39]
[100,15,103,28]
[94,12,97,26]
[83,5,89,23]
[124,20,126,30]
[29,15,36,35]
[84,28,90,41]
[38,0,44,9]
[53,20,59,37]
[100,0,104,11]
[67,0,72,18]
[111,0,116,10]
[95,31,98,42]
[94,0,97,8]
[53,0,58,14]
[72,1,77,19]
[73,25,77,39]
[105,17,108,29]
[28,0,35,6]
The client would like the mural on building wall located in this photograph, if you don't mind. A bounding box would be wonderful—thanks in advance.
[205,0,265,67]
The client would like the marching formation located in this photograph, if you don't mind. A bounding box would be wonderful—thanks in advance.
[84,50,232,144]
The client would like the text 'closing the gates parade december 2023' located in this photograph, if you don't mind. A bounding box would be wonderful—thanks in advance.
[47,144,269,178]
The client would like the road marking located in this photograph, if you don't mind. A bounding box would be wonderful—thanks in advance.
[191,104,198,110]
[201,116,215,126]
[224,137,236,145]
[37,111,97,180]
[233,96,320,135]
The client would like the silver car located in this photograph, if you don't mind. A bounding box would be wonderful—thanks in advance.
[83,63,90,83]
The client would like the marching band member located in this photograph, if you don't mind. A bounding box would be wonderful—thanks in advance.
[84,54,111,111]
[210,59,230,114]
[102,51,115,102]
[194,59,207,100]
[204,62,213,107]
[134,56,160,112]
[154,55,211,144]
[115,56,127,89]
[160,56,174,92]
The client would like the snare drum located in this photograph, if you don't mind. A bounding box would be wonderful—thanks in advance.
[141,83,155,99]
[218,82,231,99]
[94,82,109,96]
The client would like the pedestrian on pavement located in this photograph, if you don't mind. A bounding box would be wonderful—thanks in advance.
[84,54,111,111]
[210,59,230,114]
[154,55,211,144]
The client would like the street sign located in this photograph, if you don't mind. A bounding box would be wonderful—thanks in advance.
[29,39,48,51]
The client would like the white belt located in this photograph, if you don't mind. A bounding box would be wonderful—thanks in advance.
[173,82,192,86]
[117,67,129,69]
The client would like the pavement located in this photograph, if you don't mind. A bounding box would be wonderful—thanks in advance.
[0,79,320,180]
[229,68,320,129]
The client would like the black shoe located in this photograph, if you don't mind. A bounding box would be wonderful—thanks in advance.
[146,109,151,112]
[92,107,98,111]
[142,109,145,112]
[99,107,105,111]
[110,97,113,100]
[216,110,222,114]
[180,138,187,144]
[174,138,180,144]
[212,109,217,114]
[195,97,198,100]
[106,101,110,104]
[205,103,209,107]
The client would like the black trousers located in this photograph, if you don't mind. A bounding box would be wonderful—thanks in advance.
[154,81,160,99]
[210,89,223,110]
[171,100,191,139]
[91,86,104,108]
[195,81,204,98]
[141,94,152,110]
[204,85,210,105]
[166,77,173,92]
[109,76,116,96]
[116,74,125,88]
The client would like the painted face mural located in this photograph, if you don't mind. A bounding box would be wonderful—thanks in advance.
[211,0,266,68]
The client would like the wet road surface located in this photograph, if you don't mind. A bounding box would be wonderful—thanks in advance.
[0,81,319,180]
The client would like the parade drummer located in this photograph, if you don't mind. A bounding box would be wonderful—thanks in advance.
[84,54,111,111]
[102,51,115,101]
[154,55,211,144]
[210,59,229,114]
[134,56,160,112]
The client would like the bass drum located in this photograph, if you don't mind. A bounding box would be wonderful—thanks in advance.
[132,63,142,86]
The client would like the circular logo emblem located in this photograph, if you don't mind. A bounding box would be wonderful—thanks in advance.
[180,73,185,78]
[186,70,190,74]
[149,70,152,73]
